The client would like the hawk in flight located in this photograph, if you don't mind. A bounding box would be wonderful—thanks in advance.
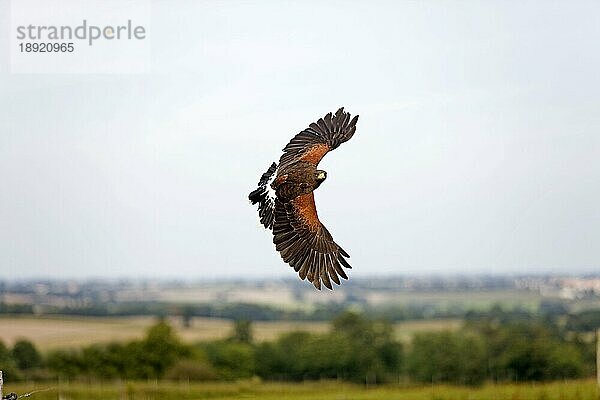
[249,107,358,290]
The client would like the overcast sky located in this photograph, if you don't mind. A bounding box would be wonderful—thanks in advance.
[0,0,598,280]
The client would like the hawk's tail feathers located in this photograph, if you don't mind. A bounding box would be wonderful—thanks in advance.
[249,162,277,230]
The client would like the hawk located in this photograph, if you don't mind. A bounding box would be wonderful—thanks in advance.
[249,107,359,290]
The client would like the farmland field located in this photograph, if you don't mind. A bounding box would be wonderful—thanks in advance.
[0,315,461,350]
[4,379,597,400]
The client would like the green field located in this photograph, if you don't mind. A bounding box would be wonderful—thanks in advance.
[4,380,597,400]
[0,315,461,350]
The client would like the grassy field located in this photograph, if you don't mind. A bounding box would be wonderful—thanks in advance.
[0,315,462,350]
[4,379,597,400]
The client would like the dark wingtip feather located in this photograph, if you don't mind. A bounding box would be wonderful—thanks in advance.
[339,256,352,270]
[250,162,277,230]
[312,276,322,290]
[338,247,350,258]
[248,188,261,204]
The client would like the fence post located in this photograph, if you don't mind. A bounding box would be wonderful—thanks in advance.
[597,329,600,390]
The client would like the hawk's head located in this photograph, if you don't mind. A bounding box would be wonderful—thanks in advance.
[315,170,327,188]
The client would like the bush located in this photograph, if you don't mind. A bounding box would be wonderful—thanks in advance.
[200,341,255,380]
[47,349,84,378]
[47,320,192,380]
[476,322,586,382]
[256,312,403,384]
[165,359,217,381]
[407,331,487,385]
[32,311,597,385]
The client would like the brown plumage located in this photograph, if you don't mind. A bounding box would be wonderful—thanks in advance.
[249,107,358,290]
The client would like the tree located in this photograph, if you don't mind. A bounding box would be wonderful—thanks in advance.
[11,340,43,370]
[138,320,192,378]
[464,320,587,382]
[332,311,369,338]
[332,311,403,383]
[181,305,195,329]
[407,331,487,385]
[255,331,311,380]
[0,340,21,381]
[231,319,253,343]
[500,335,584,381]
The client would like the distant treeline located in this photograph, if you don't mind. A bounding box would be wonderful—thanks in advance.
[0,302,34,314]
[1,309,597,386]
[2,300,600,332]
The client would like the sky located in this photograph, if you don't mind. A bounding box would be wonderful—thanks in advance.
[0,0,598,280]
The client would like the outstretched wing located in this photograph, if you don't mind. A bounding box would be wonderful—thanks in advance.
[277,107,358,173]
[273,193,351,290]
